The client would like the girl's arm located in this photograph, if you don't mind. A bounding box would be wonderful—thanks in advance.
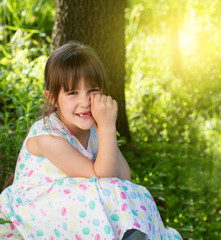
[26,94,131,180]
[90,94,131,180]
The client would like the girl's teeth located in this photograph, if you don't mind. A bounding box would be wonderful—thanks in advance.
[78,113,90,117]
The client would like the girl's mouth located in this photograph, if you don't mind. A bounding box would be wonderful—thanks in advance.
[76,111,92,118]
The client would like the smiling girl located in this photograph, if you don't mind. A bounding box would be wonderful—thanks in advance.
[0,41,182,240]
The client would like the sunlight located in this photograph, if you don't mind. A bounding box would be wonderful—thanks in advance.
[179,10,198,55]
[179,27,197,55]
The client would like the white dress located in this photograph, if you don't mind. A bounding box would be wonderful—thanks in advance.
[0,113,182,240]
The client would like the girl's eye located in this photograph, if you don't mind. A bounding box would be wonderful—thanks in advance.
[68,91,78,95]
[89,89,99,93]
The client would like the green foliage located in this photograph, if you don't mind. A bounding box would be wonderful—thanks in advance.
[125,0,221,239]
[0,0,53,188]
[0,218,12,225]
[1,0,221,239]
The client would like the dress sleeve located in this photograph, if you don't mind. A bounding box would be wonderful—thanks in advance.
[88,125,99,161]
[27,113,68,140]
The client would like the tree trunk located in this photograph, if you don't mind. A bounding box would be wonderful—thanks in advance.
[51,0,130,139]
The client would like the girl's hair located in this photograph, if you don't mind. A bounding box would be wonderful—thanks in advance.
[43,41,107,118]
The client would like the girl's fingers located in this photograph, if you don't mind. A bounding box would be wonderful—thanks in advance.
[92,94,115,106]
[106,96,113,104]
[101,95,107,103]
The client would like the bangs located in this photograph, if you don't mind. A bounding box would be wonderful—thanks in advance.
[59,52,106,93]
[44,41,108,119]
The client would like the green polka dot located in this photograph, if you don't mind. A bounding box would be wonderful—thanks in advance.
[104,225,111,235]
[82,227,90,235]
[70,138,74,145]
[132,209,138,216]
[7,212,13,218]
[144,193,150,199]
[79,211,86,218]
[37,230,44,236]
[30,215,35,221]
[138,193,143,200]
[16,198,22,204]
[89,200,95,210]
[123,186,128,191]
[54,229,60,237]
[111,214,119,222]
[32,129,37,136]
[57,179,64,185]
[20,164,25,170]
[89,177,97,182]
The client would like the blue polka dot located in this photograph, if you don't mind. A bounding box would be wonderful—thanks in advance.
[62,222,67,231]
[17,215,22,223]
[36,157,44,163]
[77,195,85,202]
[25,153,31,160]
[130,191,137,199]
[102,189,111,197]
[92,219,100,226]
[68,178,77,184]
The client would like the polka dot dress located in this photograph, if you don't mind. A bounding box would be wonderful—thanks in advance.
[0,113,182,240]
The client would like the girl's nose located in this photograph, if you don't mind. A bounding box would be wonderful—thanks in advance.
[79,94,91,107]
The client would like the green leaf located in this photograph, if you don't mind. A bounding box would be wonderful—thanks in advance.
[0,218,12,225]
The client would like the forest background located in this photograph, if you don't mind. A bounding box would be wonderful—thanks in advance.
[0,0,221,239]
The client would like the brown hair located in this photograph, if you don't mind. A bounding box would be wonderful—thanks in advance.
[43,41,107,118]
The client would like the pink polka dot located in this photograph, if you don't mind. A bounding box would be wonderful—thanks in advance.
[95,234,101,240]
[79,184,87,191]
[118,229,121,235]
[140,205,147,211]
[121,203,128,211]
[64,189,70,194]
[134,222,141,228]
[61,207,67,216]
[29,203,36,209]
[7,234,13,238]
[45,177,52,183]
[75,234,82,240]
[120,192,126,199]
[40,208,47,216]
[10,224,15,230]
[12,220,20,226]
[111,180,118,184]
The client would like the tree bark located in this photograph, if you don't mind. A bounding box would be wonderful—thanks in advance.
[51,0,130,139]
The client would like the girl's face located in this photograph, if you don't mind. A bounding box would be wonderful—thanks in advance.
[55,78,100,136]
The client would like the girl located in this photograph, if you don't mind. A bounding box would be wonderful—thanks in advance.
[0,41,182,240]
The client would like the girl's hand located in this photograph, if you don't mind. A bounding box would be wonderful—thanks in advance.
[91,93,118,131]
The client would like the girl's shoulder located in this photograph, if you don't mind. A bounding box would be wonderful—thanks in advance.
[28,113,68,139]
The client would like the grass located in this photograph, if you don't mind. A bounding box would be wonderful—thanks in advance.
[1,0,221,239]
